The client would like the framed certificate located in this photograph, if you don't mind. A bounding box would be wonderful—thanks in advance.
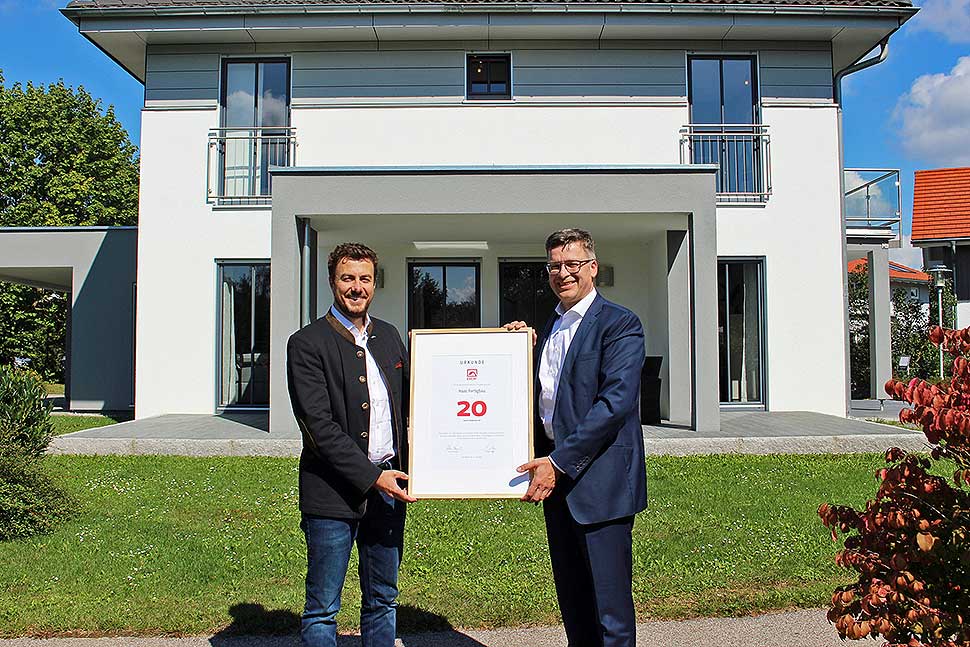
[408,328,534,499]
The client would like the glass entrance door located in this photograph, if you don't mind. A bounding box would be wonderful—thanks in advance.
[718,260,766,406]
[218,262,270,408]
[499,261,559,329]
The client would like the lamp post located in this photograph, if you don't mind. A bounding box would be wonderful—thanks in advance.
[928,262,952,378]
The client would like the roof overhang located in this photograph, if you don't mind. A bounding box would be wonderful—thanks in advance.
[61,3,917,83]
[912,238,970,247]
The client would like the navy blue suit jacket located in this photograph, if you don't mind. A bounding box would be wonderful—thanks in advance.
[536,293,648,525]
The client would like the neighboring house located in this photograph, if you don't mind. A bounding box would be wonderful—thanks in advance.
[912,167,970,328]
[847,258,931,307]
[50,0,916,431]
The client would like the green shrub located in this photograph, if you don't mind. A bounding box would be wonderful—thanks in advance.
[0,364,54,460]
[0,455,77,541]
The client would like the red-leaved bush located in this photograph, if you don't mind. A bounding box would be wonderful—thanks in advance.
[819,325,970,647]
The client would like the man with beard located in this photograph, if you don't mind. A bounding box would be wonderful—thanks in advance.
[286,242,414,647]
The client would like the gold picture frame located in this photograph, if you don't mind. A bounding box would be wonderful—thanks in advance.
[408,328,535,499]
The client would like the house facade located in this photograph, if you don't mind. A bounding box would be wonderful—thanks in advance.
[912,167,970,328]
[60,0,916,432]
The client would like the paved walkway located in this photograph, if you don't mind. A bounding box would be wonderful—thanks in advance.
[848,398,908,420]
[0,609,857,647]
[49,409,926,456]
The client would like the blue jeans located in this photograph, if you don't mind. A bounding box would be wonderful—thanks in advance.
[300,492,406,647]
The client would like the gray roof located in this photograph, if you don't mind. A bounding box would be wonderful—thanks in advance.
[64,0,915,10]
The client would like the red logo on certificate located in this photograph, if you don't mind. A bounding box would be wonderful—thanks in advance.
[466,368,478,380]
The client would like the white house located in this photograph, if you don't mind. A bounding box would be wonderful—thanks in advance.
[55,0,916,432]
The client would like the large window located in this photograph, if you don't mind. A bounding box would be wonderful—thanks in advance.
[718,259,766,406]
[499,261,559,329]
[687,56,765,199]
[215,59,291,203]
[408,262,481,330]
[467,54,511,100]
[219,262,270,408]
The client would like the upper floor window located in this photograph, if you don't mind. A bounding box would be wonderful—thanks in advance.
[208,59,293,205]
[467,54,511,100]
[688,56,759,125]
[684,56,769,201]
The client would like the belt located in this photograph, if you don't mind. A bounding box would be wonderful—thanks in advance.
[375,459,394,471]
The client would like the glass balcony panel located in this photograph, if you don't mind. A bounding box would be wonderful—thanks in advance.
[844,169,901,241]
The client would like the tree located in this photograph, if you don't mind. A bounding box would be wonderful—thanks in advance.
[0,70,139,380]
[820,325,970,647]
[849,263,957,397]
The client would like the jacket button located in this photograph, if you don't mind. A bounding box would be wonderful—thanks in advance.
[358,375,366,383]
[356,350,364,358]
[361,431,368,438]
[361,402,369,410]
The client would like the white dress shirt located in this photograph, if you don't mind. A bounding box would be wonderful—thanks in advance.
[330,306,395,464]
[538,288,598,441]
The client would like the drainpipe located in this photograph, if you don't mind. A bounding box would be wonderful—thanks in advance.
[952,240,958,328]
[835,38,891,415]
[834,38,890,105]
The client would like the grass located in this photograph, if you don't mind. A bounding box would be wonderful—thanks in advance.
[865,417,922,431]
[44,383,64,396]
[50,415,127,437]
[0,453,891,636]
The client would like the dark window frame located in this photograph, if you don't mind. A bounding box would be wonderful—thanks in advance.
[466,53,512,101]
[216,260,271,410]
[218,57,292,128]
[687,54,760,125]
[407,260,482,331]
[717,256,768,409]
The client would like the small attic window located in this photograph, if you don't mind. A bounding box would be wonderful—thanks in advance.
[466,54,511,100]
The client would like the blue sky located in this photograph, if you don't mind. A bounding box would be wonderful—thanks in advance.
[1,0,968,267]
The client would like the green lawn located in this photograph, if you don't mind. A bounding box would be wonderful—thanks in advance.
[45,383,65,396]
[0,454,888,636]
[50,415,127,436]
[865,417,922,431]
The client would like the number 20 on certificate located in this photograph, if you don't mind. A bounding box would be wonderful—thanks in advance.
[457,401,488,417]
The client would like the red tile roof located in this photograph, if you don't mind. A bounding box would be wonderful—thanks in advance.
[847,258,931,283]
[911,167,970,242]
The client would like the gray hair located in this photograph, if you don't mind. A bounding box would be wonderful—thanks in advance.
[545,228,596,257]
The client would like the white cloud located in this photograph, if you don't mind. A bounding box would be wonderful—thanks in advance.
[913,0,970,43]
[889,234,925,270]
[894,56,970,167]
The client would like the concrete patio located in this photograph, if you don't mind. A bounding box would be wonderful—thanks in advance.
[49,409,926,457]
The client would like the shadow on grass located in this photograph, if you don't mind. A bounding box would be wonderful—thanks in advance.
[209,603,489,646]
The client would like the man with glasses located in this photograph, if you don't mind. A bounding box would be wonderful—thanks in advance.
[507,228,647,647]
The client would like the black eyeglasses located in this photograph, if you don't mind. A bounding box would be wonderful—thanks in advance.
[545,258,595,275]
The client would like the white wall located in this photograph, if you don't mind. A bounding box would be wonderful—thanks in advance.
[292,104,686,167]
[136,109,272,418]
[716,105,847,415]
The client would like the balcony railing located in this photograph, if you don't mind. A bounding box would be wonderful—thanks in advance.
[844,168,901,242]
[680,124,771,203]
[206,127,297,205]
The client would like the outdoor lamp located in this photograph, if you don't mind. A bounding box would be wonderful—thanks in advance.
[928,262,951,289]
[927,262,952,378]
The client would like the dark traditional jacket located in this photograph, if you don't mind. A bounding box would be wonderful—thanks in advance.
[286,311,409,519]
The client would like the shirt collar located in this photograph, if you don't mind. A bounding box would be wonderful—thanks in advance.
[555,288,598,319]
[329,305,370,338]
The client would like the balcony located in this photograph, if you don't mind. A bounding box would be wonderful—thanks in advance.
[844,168,900,245]
[680,124,771,203]
[206,127,297,206]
